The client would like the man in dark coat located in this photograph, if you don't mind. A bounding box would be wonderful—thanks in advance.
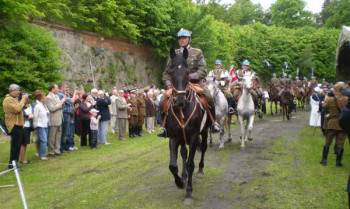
[96,90,111,145]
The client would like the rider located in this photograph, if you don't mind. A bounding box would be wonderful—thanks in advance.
[309,76,318,89]
[302,77,309,88]
[207,59,236,114]
[158,28,220,137]
[270,73,280,88]
[235,60,261,114]
[279,73,294,96]
[294,76,304,94]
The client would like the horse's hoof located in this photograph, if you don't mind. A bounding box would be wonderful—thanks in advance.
[227,138,232,143]
[184,198,194,206]
[209,142,214,147]
[248,138,253,141]
[175,178,185,189]
[219,144,224,149]
[197,172,204,178]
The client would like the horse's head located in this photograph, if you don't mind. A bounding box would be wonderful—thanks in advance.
[169,47,189,108]
[242,73,253,94]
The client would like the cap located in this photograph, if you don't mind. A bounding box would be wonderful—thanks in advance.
[177,28,192,38]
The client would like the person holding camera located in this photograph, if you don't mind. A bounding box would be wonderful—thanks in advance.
[46,84,66,157]
[2,84,28,169]
[96,90,111,145]
[320,82,348,167]
[19,96,33,164]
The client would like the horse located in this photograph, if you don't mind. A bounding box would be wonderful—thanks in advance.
[206,80,228,149]
[166,47,209,205]
[280,86,294,121]
[292,85,305,109]
[237,72,255,149]
[268,83,280,115]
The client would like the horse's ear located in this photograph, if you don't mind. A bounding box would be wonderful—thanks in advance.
[183,47,188,60]
[170,47,176,59]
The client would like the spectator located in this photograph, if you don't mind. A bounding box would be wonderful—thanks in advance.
[74,91,83,137]
[31,90,42,156]
[20,96,33,164]
[80,93,95,147]
[3,84,28,168]
[90,88,98,106]
[67,91,79,150]
[136,92,146,137]
[145,91,156,133]
[116,90,131,140]
[33,91,50,161]
[58,82,77,153]
[156,89,166,126]
[90,108,101,149]
[109,89,119,134]
[46,84,66,157]
[96,90,111,145]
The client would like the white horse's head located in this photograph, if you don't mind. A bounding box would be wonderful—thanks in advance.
[206,80,219,97]
[242,72,253,94]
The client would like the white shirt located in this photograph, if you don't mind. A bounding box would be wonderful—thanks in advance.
[33,101,50,128]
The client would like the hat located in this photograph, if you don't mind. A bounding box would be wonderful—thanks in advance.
[314,87,320,93]
[130,89,137,94]
[334,82,346,91]
[242,60,250,66]
[89,108,99,114]
[215,60,222,65]
[177,28,192,38]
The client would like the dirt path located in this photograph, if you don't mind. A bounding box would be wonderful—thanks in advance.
[196,110,309,209]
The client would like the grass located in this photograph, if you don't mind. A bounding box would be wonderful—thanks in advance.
[235,127,349,209]
[0,129,227,209]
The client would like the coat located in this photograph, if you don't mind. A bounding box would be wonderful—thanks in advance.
[96,97,111,121]
[145,97,156,117]
[79,102,93,121]
[163,47,207,83]
[115,96,129,119]
[127,97,138,116]
[323,95,348,130]
[109,95,118,116]
[339,101,350,133]
[2,94,26,133]
[46,92,63,126]
[309,93,321,127]
[137,97,146,116]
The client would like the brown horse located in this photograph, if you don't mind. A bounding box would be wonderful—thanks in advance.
[268,83,280,115]
[280,86,294,120]
[292,85,305,109]
[305,87,314,105]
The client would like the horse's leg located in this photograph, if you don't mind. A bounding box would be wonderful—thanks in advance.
[184,137,198,205]
[270,100,273,116]
[180,143,188,183]
[209,130,214,147]
[248,115,254,141]
[219,118,225,149]
[244,121,249,142]
[227,114,232,142]
[197,130,208,178]
[282,106,285,121]
[238,115,245,149]
[169,138,184,189]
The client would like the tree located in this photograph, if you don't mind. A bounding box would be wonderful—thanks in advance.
[270,0,314,28]
[297,45,314,77]
[0,0,42,20]
[323,0,350,29]
[226,0,264,25]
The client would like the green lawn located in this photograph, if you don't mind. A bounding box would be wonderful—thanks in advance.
[235,127,349,209]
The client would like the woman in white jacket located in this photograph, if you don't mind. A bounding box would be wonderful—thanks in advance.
[33,91,50,161]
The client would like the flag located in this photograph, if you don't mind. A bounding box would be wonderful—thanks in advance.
[296,67,299,76]
[229,65,238,88]
[311,68,314,77]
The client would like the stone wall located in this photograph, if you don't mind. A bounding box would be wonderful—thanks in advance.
[31,20,165,91]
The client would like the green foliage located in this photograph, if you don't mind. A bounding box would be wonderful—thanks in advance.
[0,0,43,20]
[0,22,63,122]
[270,0,314,28]
[322,0,350,29]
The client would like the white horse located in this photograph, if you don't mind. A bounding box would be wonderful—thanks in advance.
[206,81,228,149]
[237,72,255,149]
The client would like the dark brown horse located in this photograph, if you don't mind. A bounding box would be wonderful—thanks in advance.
[292,84,305,109]
[166,47,209,205]
[280,86,294,120]
[268,83,280,115]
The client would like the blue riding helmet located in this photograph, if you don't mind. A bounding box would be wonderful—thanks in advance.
[242,60,250,66]
[215,60,222,65]
[177,28,192,38]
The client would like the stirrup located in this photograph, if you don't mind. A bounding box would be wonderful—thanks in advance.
[211,123,220,133]
[157,127,167,138]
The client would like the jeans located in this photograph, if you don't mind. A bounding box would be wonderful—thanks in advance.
[91,130,98,148]
[67,121,75,148]
[98,120,109,144]
[37,127,48,157]
[9,125,23,167]
[60,113,71,152]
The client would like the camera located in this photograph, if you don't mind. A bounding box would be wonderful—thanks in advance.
[327,90,334,97]
[17,92,31,101]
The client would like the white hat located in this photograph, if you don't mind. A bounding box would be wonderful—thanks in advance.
[89,108,99,114]
[314,87,320,93]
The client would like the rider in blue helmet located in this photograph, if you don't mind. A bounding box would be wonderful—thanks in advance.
[215,59,222,65]
[159,28,220,137]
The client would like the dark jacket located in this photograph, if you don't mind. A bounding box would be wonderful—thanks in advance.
[145,97,156,117]
[340,101,350,133]
[96,97,111,121]
[79,102,93,121]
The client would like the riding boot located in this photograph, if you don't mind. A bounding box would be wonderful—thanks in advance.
[254,99,261,114]
[320,146,329,166]
[210,107,220,133]
[333,142,338,154]
[129,127,134,138]
[228,96,237,114]
[133,126,138,137]
[336,148,344,167]
[157,114,167,138]
[138,126,144,137]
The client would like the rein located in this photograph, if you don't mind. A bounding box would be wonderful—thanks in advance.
[164,84,199,145]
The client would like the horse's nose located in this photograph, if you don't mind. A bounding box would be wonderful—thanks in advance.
[247,87,251,94]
